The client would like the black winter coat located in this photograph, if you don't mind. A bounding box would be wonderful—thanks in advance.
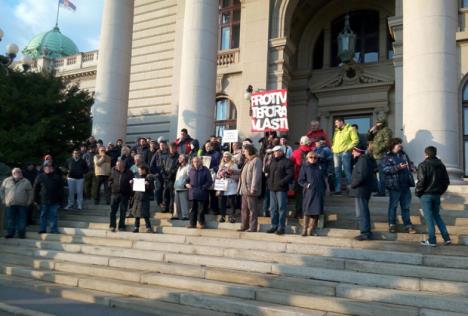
[108,167,133,195]
[267,156,294,192]
[33,172,64,204]
[161,152,179,181]
[350,154,377,199]
[415,157,450,197]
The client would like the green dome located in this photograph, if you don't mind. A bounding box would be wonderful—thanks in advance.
[22,26,79,59]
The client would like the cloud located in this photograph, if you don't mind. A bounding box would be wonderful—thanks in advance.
[1,0,103,57]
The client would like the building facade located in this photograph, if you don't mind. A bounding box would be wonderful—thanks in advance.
[83,0,467,179]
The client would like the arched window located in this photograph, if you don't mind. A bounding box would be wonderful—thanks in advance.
[219,0,241,51]
[462,82,468,175]
[331,10,380,66]
[215,98,237,136]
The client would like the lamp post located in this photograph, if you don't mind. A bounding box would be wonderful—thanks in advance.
[337,14,356,64]
[0,28,21,74]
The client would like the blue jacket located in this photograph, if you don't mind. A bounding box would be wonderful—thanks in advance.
[187,166,213,201]
[382,151,415,190]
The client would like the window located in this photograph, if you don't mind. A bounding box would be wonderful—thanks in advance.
[313,31,324,69]
[462,82,468,175]
[463,0,468,8]
[219,0,241,50]
[338,114,373,134]
[215,98,237,136]
[331,10,379,66]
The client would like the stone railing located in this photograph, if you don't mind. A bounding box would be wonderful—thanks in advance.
[53,50,99,72]
[217,49,240,67]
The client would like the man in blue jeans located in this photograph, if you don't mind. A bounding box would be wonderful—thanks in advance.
[415,146,451,247]
[266,146,294,235]
[382,138,417,234]
[350,146,377,241]
[0,168,33,238]
[332,118,359,194]
[33,161,64,234]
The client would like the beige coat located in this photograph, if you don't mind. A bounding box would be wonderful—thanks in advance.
[238,156,262,196]
[94,154,111,176]
[0,177,33,207]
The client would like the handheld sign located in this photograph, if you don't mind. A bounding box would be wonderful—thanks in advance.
[133,178,146,192]
[222,130,239,143]
[250,89,289,132]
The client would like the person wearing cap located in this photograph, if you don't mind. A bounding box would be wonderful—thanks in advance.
[65,149,89,210]
[332,117,359,195]
[0,168,33,238]
[350,145,378,241]
[266,145,294,235]
[314,138,333,194]
[368,118,393,197]
[33,161,64,234]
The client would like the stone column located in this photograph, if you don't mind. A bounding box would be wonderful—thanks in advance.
[177,0,218,142]
[92,0,134,144]
[403,0,463,179]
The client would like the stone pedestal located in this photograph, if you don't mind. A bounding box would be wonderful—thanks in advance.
[403,0,463,179]
[177,0,218,142]
[92,0,134,144]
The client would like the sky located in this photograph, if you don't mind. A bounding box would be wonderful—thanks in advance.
[0,0,103,59]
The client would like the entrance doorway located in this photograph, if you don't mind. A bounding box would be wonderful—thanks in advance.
[342,114,373,134]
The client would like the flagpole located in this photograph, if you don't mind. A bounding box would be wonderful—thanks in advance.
[55,0,60,27]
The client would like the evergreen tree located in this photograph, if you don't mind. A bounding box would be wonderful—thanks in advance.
[0,69,93,167]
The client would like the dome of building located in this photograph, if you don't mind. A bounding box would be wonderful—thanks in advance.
[22,26,79,59]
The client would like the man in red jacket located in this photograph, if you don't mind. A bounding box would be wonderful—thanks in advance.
[175,128,193,155]
[306,121,330,149]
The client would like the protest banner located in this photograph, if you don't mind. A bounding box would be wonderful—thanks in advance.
[222,130,239,143]
[250,89,289,132]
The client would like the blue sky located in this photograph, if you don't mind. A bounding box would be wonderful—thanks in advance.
[0,0,103,58]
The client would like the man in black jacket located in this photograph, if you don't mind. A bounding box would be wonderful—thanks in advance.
[161,143,179,213]
[33,161,64,234]
[350,146,377,241]
[415,146,451,247]
[266,146,294,235]
[108,160,133,232]
[65,149,88,210]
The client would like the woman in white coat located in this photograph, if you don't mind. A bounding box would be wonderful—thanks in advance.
[216,152,240,223]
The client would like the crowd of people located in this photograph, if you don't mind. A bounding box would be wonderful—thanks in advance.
[0,121,452,247]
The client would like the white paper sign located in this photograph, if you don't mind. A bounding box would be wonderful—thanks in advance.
[214,179,228,191]
[201,156,212,169]
[222,130,239,143]
[133,178,146,192]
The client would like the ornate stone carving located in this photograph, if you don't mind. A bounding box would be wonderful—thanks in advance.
[319,62,388,89]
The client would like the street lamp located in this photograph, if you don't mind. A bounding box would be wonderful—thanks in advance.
[337,14,356,64]
[22,55,33,72]
[0,28,20,74]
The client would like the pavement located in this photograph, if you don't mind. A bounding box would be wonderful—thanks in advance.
[0,282,153,316]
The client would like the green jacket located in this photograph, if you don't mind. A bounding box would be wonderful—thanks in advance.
[369,126,392,160]
[332,124,359,153]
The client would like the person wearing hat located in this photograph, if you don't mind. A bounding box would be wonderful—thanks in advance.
[368,117,393,197]
[350,145,378,241]
[266,145,294,235]
[33,161,64,234]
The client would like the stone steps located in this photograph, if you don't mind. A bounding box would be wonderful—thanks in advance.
[0,255,406,316]
[1,237,468,315]
[4,232,468,292]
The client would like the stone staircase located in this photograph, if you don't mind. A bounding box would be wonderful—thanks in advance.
[0,187,468,315]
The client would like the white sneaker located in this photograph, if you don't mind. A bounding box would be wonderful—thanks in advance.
[420,240,436,247]
[444,240,452,246]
